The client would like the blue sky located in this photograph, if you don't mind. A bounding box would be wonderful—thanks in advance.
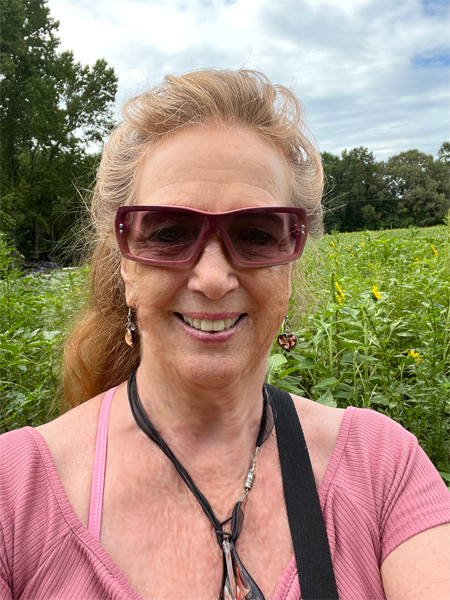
[47,0,449,160]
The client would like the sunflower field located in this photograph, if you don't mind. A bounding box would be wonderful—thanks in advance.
[269,217,450,483]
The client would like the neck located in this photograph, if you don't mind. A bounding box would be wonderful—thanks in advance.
[132,359,269,521]
[135,361,267,451]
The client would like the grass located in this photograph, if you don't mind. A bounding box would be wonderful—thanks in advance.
[1,221,449,483]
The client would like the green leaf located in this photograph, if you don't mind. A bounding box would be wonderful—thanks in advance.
[276,378,305,396]
[0,343,19,355]
[339,307,359,318]
[355,353,379,363]
[295,357,316,369]
[313,377,338,389]
[438,471,450,483]
[267,354,288,370]
[371,395,389,406]
[22,329,40,340]
[317,390,337,408]
[42,330,61,341]
[278,366,303,377]
[333,390,353,399]
[336,336,360,349]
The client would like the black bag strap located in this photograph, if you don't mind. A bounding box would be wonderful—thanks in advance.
[265,383,339,600]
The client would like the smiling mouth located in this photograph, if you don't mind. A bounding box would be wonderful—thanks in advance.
[176,314,244,332]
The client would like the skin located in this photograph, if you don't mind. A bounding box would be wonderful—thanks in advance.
[380,524,450,600]
[36,125,449,600]
[124,124,294,407]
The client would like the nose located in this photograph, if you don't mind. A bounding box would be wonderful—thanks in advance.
[187,236,239,299]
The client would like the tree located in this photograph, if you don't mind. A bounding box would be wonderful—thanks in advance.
[0,0,118,259]
[437,141,450,166]
[383,149,450,227]
[322,147,387,232]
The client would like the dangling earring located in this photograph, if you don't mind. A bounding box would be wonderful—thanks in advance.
[125,307,136,348]
[277,314,297,352]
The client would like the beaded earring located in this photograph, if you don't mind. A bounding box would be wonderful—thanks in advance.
[125,307,136,348]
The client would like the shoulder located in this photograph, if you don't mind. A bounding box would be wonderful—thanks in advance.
[329,406,424,487]
[0,427,48,492]
[36,392,104,460]
[290,393,345,442]
[0,427,69,574]
[0,427,58,505]
[35,383,128,475]
[0,427,42,482]
[34,383,128,525]
[34,392,106,525]
[317,405,423,493]
[285,393,346,488]
[318,407,450,540]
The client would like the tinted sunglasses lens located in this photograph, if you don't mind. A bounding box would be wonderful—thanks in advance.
[123,209,302,264]
[126,210,205,262]
[223,212,299,263]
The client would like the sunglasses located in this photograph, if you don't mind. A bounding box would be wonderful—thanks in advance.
[115,205,308,268]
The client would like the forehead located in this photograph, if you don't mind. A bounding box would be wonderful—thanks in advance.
[135,125,292,211]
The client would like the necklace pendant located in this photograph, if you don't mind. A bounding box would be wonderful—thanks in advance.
[221,538,264,600]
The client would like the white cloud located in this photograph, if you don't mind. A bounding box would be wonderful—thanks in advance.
[47,0,450,159]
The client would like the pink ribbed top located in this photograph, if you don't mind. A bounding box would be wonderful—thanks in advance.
[0,397,449,600]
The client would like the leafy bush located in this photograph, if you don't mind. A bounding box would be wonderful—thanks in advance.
[0,235,87,432]
[269,219,450,482]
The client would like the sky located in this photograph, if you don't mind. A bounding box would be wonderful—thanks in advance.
[46,0,450,161]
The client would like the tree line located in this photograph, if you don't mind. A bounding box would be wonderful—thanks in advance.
[1,1,449,262]
[0,0,117,261]
[322,144,450,233]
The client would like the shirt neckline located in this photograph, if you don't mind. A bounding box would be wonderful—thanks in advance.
[25,404,355,600]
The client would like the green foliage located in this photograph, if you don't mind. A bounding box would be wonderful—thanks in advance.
[1,223,449,482]
[438,141,450,166]
[384,149,450,227]
[0,235,87,432]
[322,146,450,233]
[0,0,117,259]
[269,220,450,480]
[323,147,385,232]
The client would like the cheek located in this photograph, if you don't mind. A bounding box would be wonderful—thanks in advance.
[130,268,187,314]
[245,267,292,343]
[252,265,292,310]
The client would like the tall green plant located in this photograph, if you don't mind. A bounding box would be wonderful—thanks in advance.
[0,235,87,431]
[269,224,450,482]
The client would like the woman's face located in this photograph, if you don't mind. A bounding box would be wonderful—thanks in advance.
[121,124,294,389]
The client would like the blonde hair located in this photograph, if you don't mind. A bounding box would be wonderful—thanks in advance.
[63,69,324,407]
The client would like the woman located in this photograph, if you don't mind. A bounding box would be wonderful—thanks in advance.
[0,69,449,600]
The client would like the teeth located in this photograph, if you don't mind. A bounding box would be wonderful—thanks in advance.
[181,315,240,331]
[201,319,213,332]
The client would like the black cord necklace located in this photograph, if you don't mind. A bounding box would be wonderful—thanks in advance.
[127,368,275,600]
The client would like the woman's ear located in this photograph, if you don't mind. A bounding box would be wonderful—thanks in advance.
[120,260,137,307]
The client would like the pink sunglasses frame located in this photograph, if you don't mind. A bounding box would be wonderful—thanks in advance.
[115,205,308,268]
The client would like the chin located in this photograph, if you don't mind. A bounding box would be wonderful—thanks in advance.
[174,356,250,390]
